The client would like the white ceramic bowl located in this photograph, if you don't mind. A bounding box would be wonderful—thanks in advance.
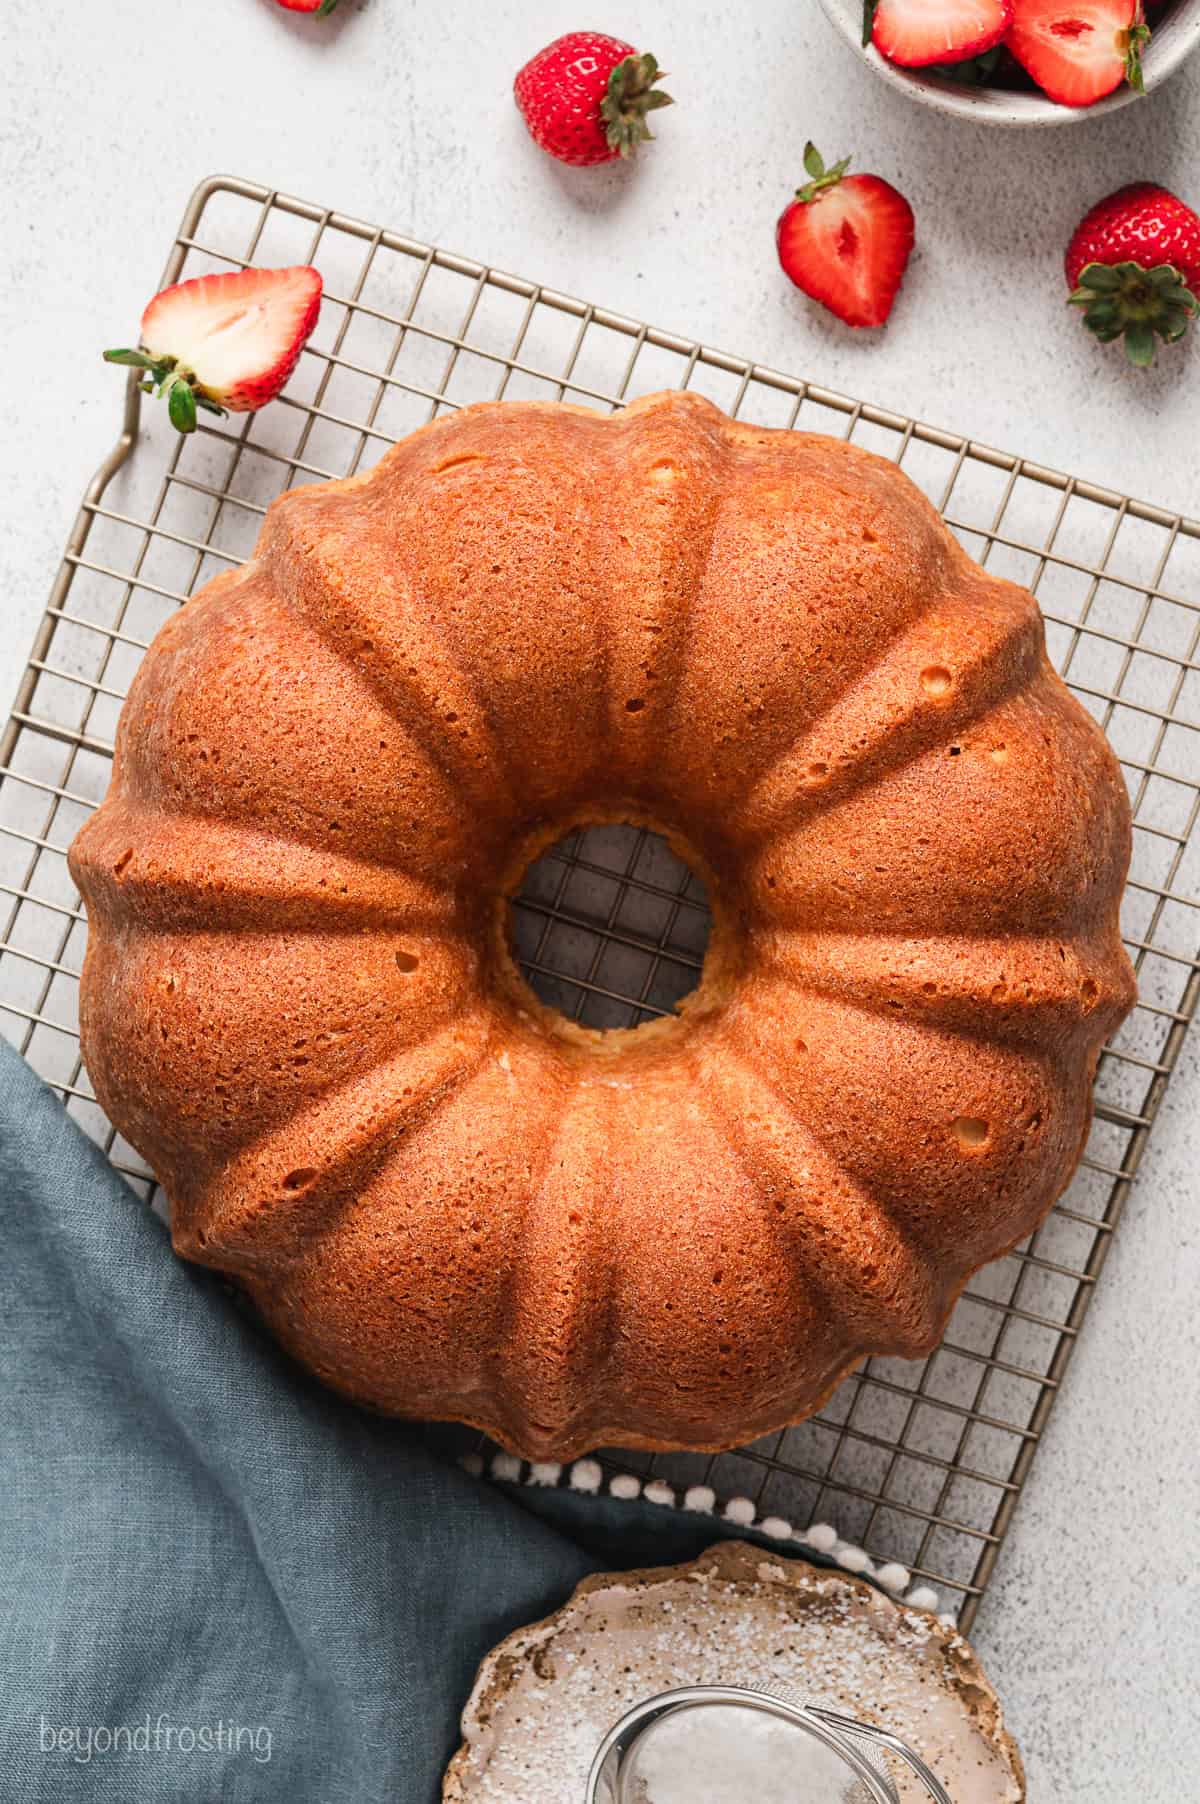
[817,0,1200,125]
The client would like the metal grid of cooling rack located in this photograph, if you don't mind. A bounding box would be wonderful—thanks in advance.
[2,175,1197,1632]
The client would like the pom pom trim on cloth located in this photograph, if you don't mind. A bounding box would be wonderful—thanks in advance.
[466,1450,950,1623]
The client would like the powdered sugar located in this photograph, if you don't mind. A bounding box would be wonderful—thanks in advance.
[626,1705,865,1804]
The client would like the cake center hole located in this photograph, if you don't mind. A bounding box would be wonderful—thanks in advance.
[509,823,713,1033]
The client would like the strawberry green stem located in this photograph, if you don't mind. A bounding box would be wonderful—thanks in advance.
[1123,20,1150,94]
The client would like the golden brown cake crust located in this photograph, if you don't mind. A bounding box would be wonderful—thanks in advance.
[69,391,1136,1459]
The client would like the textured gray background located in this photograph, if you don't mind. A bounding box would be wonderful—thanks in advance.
[1,2,1197,1798]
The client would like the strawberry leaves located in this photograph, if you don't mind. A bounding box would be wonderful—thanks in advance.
[599,52,674,158]
[167,381,198,435]
[1068,259,1199,366]
[101,348,165,373]
[795,142,853,204]
[929,44,1005,82]
[103,347,228,434]
[862,1,880,47]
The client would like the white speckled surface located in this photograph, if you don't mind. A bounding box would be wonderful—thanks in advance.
[2,4,1197,1799]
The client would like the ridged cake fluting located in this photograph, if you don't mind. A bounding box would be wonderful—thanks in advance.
[68,391,1136,1459]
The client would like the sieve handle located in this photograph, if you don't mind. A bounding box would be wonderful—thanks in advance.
[810,1706,955,1804]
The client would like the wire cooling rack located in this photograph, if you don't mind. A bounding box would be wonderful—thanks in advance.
[2,176,1198,1632]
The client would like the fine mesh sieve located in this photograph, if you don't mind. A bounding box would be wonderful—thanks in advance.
[586,1687,953,1803]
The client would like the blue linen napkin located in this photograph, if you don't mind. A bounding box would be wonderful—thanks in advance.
[0,1039,807,1802]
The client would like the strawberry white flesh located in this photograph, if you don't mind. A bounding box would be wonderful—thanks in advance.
[140,265,322,411]
[1006,1,1147,105]
[873,0,1013,66]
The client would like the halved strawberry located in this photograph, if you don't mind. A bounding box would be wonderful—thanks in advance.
[776,145,915,329]
[104,265,323,434]
[873,0,1013,68]
[1006,1,1149,106]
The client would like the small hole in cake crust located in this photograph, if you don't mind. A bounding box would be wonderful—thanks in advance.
[795,1037,808,1055]
[921,666,953,698]
[281,1167,318,1192]
[625,697,645,712]
[952,1116,990,1150]
[395,949,420,974]
[431,452,485,474]
[647,458,678,481]
[113,848,133,877]
[990,981,1007,1004]
[804,761,829,783]
[990,744,1008,764]
[1080,976,1099,1009]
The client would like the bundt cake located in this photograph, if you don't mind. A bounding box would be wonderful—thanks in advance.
[68,390,1135,1460]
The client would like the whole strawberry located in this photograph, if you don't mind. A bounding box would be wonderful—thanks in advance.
[776,144,915,329]
[1066,182,1200,365]
[275,0,338,12]
[514,31,673,166]
[104,265,323,433]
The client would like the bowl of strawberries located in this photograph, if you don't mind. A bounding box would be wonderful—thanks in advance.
[818,1,1200,122]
